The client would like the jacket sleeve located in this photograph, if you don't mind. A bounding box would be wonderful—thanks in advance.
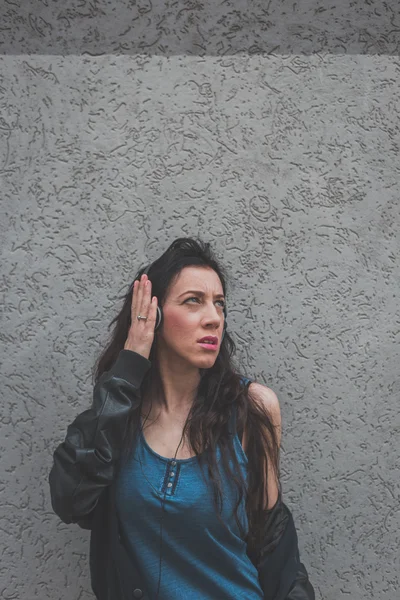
[254,499,315,600]
[48,349,151,528]
[285,560,315,600]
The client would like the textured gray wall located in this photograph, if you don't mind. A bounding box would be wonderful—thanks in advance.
[1,1,399,599]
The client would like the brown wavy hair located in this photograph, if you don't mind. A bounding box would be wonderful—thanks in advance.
[92,237,281,564]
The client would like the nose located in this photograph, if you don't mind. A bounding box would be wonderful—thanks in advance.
[203,304,223,330]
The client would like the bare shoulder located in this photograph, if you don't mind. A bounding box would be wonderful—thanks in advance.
[248,382,282,445]
[243,382,282,509]
[248,382,279,408]
[248,382,280,416]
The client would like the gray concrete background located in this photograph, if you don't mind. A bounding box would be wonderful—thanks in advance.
[0,0,399,55]
[1,2,399,599]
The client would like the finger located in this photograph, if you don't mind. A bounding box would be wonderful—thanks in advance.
[149,294,158,326]
[132,275,146,321]
[136,274,148,319]
[131,280,139,321]
[140,278,152,319]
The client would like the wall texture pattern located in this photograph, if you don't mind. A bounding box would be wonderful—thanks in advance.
[1,2,399,599]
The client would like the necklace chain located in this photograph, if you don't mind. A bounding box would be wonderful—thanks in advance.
[136,407,186,599]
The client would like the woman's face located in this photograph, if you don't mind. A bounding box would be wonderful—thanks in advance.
[157,266,226,368]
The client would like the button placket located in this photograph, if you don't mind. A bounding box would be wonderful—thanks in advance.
[161,460,179,495]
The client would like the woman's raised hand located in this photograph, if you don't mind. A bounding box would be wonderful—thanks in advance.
[123,273,158,360]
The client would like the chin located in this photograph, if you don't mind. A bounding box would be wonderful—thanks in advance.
[194,355,218,368]
[179,353,215,369]
[168,343,219,367]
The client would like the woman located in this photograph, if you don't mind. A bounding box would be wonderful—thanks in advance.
[49,237,314,600]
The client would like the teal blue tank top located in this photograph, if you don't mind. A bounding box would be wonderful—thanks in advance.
[115,377,264,599]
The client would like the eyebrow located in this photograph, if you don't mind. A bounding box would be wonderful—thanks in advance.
[178,290,225,299]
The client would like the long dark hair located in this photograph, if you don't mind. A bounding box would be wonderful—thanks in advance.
[92,237,281,563]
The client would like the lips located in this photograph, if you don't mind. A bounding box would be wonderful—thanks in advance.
[198,336,218,344]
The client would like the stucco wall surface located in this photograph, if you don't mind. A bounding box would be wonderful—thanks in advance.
[1,2,399,599]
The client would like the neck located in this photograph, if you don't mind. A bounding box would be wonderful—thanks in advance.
[147,347,201,419]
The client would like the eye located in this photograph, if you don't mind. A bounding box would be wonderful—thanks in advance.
[185,297,225,308]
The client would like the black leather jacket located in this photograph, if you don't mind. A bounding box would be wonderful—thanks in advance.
[49,350,315,600]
